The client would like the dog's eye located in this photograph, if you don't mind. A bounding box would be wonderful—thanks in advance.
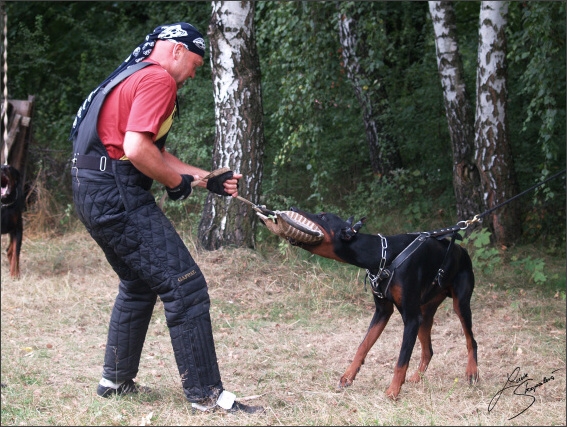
[317,213,328,221]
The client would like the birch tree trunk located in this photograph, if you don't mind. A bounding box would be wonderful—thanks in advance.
[429,1,483,227]
[199,1,265,250]
[474,1,521,245]
[338,9,401,177]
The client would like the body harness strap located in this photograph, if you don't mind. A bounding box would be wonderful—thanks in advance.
[72,61,154,172]
[365,228,464,298]
[365,233,429,298]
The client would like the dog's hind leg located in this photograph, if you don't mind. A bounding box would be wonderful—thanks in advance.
[8,234,19,277]
[452,265,478,384]
[408,293,445,383]
[338,299,394,389]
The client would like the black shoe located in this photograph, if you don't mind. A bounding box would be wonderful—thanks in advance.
[226,401,265,414]
[97,379,149,398]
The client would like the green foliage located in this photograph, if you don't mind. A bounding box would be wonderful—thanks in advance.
[256,1,369,212]
[5,1,565,249]
[508,2,566,168]
[461,228,501,274]
[510,255,547,285]
[506,2,566,247]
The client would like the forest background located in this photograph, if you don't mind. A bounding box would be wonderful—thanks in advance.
[1,2,566,426]
[3,1,566,252]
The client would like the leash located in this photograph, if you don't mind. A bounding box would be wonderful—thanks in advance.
[462,168,566,228]
[366,168,566,297]
[192,167,275,216]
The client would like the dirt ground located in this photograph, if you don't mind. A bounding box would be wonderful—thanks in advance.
[1,230,565,426]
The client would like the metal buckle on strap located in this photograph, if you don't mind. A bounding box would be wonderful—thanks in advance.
[99,156,107,171]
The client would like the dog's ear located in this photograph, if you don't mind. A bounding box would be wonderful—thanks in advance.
[353,217,366,232]
[340,216,366,241]
[340,227,356,241]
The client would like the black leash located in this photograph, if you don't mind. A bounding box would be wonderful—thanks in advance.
[430,168,565,285]
[475,168,566,222]
[366,169,566,297]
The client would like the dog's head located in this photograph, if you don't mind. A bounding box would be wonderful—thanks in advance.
[284,207,366,263]
[1,164,21,205]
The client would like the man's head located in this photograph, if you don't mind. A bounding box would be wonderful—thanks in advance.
[149,39,205,88]
[131,22,206,87]
[152,23,205,57]
[70,22,206,138]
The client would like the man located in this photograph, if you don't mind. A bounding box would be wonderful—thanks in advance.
[70,22,262,414]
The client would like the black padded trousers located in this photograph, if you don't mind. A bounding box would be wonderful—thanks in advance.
[72,163,223,403]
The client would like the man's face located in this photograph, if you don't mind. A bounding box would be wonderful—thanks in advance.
[172,43,204,88]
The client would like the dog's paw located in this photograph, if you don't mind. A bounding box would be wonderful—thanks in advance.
[385,386,401,400]
[337,376,353,389]
[408,371,423,383]
[466,370,479,384]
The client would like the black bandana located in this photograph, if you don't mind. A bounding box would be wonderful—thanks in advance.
[69,22,205,140]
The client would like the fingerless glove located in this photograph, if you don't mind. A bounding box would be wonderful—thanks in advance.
[206,170,234,197]
[166,174,194,201]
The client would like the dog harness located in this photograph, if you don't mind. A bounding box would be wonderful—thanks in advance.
[366,226,463,298]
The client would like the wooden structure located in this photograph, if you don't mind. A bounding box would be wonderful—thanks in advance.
[2,95,34,184]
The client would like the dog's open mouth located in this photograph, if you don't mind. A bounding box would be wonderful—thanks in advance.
[1,176,10,198]
[256,210,324,245]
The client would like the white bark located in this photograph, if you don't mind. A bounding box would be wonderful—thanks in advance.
[429,1,482,223]
[429,1,462,104]
[475,1,509,201]
[474,1,521,244]
[210,1,252,174]
[200,1,264,249]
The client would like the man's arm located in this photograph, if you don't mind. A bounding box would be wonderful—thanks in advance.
[123,130,242,196]
[123,130,189,188]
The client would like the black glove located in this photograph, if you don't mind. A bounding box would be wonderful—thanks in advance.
[166,174,194,201]
[206,170,234,197]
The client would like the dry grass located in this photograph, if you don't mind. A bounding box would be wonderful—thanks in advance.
[1,222,565,426]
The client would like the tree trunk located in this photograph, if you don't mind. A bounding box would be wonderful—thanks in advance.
[474,1,521,245]
[428,1,483,228]
[337,8,401,177]
[199,1,265,250]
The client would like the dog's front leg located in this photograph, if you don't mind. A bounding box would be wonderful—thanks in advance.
[338,300,394,389]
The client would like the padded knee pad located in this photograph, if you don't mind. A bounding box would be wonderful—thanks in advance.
[169,311,223,402]
[160,265,223,401]
[103,278,157,381]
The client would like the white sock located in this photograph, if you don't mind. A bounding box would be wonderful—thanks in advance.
[99,378,124,389]
[216,390,236,410]
[191,390,236,412]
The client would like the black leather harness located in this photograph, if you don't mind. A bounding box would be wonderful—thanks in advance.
[365,225,464,298]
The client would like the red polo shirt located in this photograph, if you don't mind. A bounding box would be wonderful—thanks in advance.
[97,60,177,160]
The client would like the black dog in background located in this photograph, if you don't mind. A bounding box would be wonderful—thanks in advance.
[1,164,24,277]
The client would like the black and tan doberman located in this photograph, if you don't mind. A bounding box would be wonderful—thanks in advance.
[286,207,478,399]
[1,164,24,278]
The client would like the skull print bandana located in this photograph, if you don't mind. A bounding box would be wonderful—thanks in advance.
[69,22,205,140]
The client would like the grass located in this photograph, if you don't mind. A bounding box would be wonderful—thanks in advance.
[1,221,565,426]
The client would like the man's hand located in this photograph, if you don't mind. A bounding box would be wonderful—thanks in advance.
[166,174,194,200]
[206,170,236,197]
